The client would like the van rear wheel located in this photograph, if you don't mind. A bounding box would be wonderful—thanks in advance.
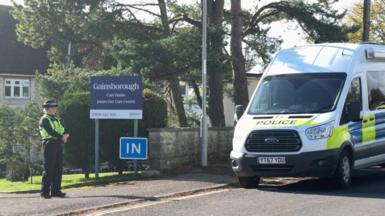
[238,176,260,188]
[334,150,352,189]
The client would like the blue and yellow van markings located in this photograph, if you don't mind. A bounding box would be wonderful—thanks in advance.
[326,112,385,150]
[348,121,363,145]
[362,113,376,144]
[326,125,350,149]
[375,112,385,140]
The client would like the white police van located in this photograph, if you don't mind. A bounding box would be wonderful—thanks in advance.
[231,43,385,188]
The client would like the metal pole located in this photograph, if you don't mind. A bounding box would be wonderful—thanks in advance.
[363,0,371,42]
[134,119,138,176]
[201,0,208,167]
[95,119,100,180]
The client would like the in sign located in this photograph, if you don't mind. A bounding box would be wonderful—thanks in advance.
[119,137,148,160]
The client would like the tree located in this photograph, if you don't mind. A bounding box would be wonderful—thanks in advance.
[230,0,358,107]
[12,0,130,69]
[230,0,249,108]
[15,102,43,183]
[346,0,385,43]
[0,106,23,181]
[13,0,190,127]
[206,0,228,127]
[0,103,43,182]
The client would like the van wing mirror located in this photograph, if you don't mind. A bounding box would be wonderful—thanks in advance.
[234,105,245,123]
[347,102,362,122]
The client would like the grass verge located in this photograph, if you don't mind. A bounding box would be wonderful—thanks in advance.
[0,171,136,192]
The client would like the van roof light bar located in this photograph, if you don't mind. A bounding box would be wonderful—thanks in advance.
[366,48,385,61]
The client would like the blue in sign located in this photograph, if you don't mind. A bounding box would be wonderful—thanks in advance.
[120,137,148,160]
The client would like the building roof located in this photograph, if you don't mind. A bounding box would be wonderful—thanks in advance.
[0,5,48,75]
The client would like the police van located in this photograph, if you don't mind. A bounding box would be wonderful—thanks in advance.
[231,43,385,188]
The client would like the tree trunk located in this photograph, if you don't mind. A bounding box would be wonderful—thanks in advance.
[207,0,226,127]
[158,0,188,127]
[158,0,171,35]
[168,76,188,127]
[231,0,249,107]
[208,72,225,126]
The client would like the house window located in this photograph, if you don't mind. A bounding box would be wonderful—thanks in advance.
[4,79,30,99]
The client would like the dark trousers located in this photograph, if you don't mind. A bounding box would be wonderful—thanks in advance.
[41,139,63,195]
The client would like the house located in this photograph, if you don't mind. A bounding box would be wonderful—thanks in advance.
[0,5,48,108]
[181,71,261,127]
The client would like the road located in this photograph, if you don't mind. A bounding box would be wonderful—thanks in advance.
[90,167,385,216]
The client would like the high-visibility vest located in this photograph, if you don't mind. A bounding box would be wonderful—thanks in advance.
[39,115,65,140]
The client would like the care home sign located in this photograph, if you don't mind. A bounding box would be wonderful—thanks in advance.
[90,76,143,119]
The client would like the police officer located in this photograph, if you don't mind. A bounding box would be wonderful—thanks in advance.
[39,100,69,199]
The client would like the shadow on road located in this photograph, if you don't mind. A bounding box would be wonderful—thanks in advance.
[257,167,385,199]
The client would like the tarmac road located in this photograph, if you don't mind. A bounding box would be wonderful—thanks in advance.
[94,167,385,216]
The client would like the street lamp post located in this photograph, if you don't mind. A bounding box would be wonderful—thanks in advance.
[201,0,208,167]
[363,0,371,42]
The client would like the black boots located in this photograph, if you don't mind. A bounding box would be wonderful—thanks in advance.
[51,192,66,198]
[41,192,66,199]
[41,193,51,199]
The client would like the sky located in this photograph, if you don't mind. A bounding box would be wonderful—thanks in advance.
[0,0,360,49]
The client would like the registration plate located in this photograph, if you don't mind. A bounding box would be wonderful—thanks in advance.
[258,157,286,164]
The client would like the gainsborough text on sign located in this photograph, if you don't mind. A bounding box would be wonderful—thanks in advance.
[90,76,143,119]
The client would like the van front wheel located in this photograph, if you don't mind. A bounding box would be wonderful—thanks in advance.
[334,150,352,189]
[238,176,260,188]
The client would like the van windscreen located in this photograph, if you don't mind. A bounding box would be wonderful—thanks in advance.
[248,73,346,114]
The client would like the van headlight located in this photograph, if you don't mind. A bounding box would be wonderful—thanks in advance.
[305,121,334,140]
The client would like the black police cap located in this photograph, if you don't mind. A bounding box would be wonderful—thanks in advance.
[42,100,58,108]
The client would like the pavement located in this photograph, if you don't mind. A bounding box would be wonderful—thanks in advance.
[0,165,237,216]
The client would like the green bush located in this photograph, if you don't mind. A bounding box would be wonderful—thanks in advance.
[0,103,42,182]
[6,154,29,181]
[0,106,28,181]
[59,92,94,178]
[143,89,167,129]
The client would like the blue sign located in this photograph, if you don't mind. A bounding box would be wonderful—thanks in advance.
[90,76,143,119]
[120,137,148,160]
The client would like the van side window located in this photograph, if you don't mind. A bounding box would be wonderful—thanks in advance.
[367,71,385,110]
[341,77,362,125]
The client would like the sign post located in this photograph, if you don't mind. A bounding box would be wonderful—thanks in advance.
[133,119,138,176]
[90,76,143,180]
[95,119,99,179]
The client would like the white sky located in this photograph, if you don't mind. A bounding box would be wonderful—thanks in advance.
[0,0,360,49]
